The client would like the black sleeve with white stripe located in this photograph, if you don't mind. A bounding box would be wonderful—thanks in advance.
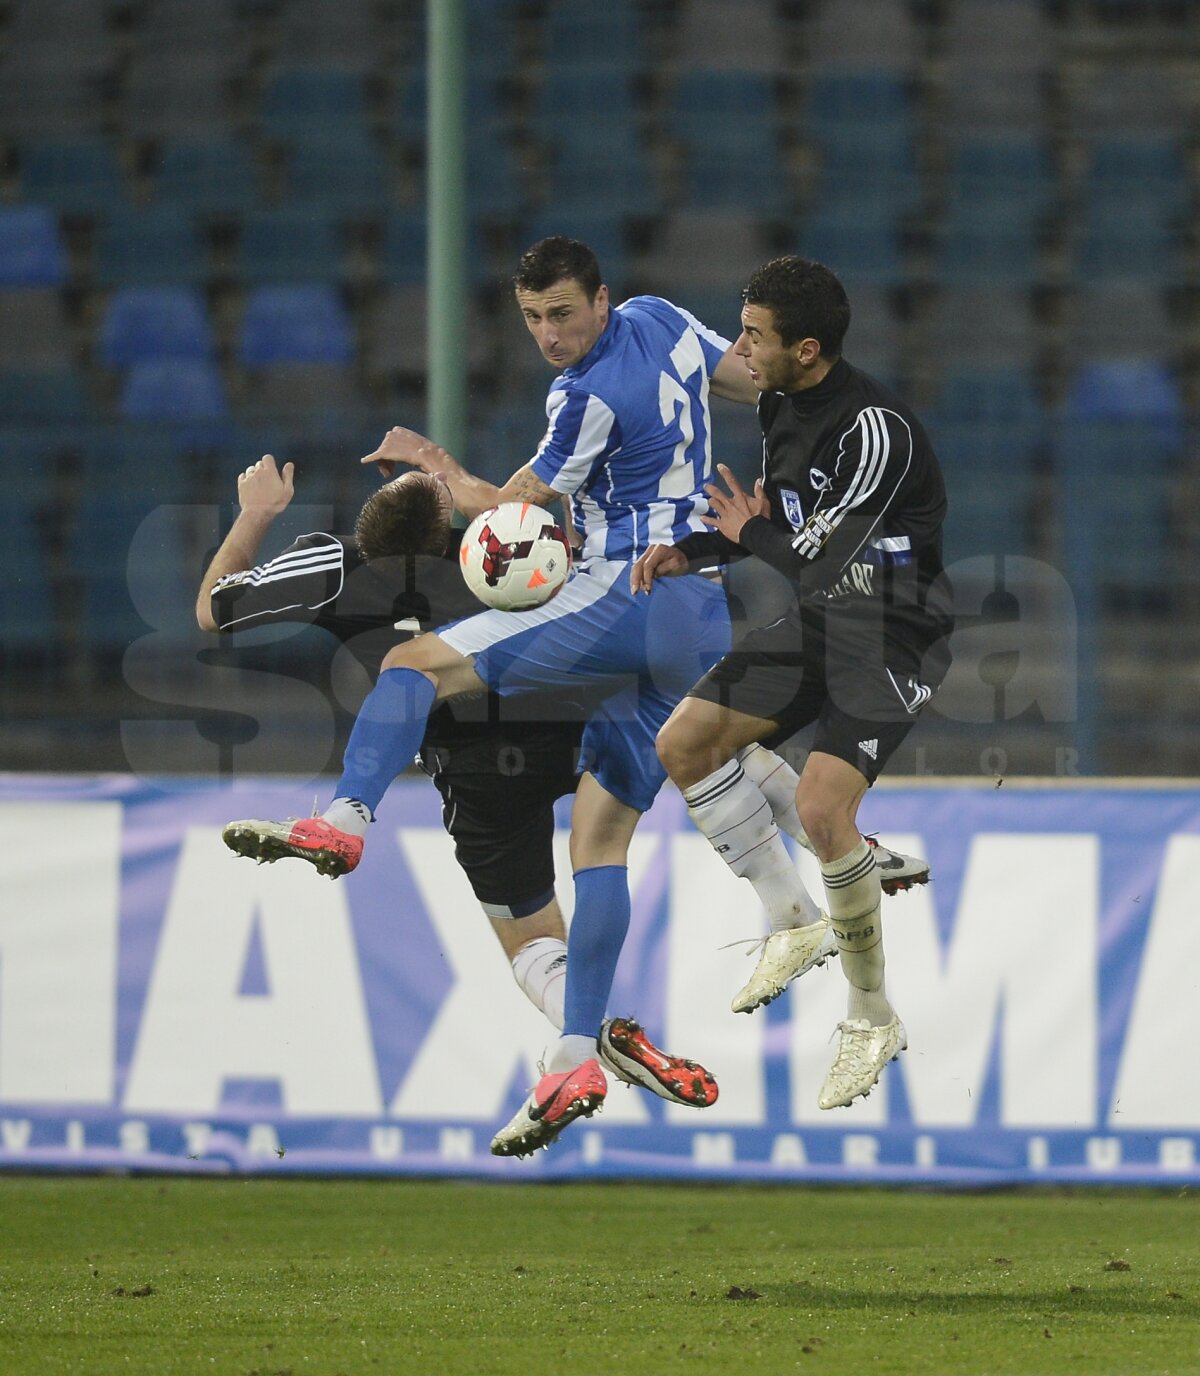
[210,532,346,631]
[743,405,914,594]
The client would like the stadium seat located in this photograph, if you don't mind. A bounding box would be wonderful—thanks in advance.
[543,148,661,221]
[260,68,370,145]
[802,70,914,141]
[151,141,263,217]
[245,363,365,418]
[238,211,345,285]
[532,71,642,159]
[1066,359,1183,439]
[808,127,922,217]
[239,285,355,366]
[19,139,131,217]
[0,368,89,422]
[284,138,395,216]
[635,210,770,298]
[0,206,67,286]
[1073,205,1182,283]
[668,71,780,154]
[99,287,215,368]
[795,212,904,287]
[67,497,198,653]
[924,424,1036,564]
[1083,136,1190,219]
[541,0,645,75]
[946,137,1058,217]
[379,212,489,287]
[0,496,55,650]
[119,358,229,422]
[934,203,1042,284]
[93,209,208,287]
[936,367,1044,425]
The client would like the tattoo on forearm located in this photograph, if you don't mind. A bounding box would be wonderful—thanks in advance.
[505,466,557,506]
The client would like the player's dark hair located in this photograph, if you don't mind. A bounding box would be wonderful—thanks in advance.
[513,236,603,300]
[354,475,450,561]
[742,256,851,358]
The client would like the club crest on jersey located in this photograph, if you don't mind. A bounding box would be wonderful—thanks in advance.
[779,487,805,530]
[809,466,831,492]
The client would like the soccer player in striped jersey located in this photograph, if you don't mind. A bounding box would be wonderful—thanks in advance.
[222,236,763,1156]
[637,257,955,1113]
[202,455,720,1118]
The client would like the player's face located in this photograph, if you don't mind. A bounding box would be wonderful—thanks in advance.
[735,304,817,393]
[515,279,610,370]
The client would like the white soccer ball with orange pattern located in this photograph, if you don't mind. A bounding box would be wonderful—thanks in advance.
[459,502,573,610]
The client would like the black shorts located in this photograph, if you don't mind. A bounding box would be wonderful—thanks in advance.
[419,723,582,917]
[688,605,947,784]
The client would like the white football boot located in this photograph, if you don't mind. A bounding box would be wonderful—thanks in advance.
[731,916,839,1014]
[818,1015,907,1110]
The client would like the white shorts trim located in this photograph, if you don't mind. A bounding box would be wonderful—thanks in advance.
[438,559,627,659]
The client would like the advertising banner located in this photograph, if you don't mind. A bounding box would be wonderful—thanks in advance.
[1,774,1197,1184]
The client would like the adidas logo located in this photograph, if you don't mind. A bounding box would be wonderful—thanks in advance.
[858,738,879,760]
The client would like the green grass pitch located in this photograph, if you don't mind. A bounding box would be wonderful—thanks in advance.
[1,1177,1198,1375]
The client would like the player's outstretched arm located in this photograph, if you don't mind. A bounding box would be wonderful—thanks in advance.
[709,343,758,405]
[196,455,294,631]
[630,543,689,594]
[361,424,504,518]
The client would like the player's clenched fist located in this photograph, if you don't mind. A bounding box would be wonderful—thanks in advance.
[237,454,295,517]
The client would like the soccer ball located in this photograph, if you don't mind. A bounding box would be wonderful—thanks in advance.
[459,502,572,611]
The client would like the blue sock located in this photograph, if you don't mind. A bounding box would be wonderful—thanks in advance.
[562,865,630,1038]
[335,667,437,815]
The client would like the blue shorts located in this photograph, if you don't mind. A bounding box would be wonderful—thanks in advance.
[439,561,731,812]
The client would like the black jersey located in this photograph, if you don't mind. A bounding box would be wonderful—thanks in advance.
[686,358,953,660]
[209,530,587,751]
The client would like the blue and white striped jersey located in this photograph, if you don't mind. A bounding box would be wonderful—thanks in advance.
[529,295,731,564]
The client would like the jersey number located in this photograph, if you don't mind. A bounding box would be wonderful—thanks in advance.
[656,331,706,499]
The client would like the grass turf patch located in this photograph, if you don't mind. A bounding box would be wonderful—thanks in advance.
[1,1177,1198,1375]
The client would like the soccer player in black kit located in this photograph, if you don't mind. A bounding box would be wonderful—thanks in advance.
[633,257,954,1111]
[197,454,719,1114]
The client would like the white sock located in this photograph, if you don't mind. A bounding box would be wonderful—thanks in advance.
[510,937,566,1030]
[821,838,893,1027]
[683,759,822,932]
[323,797,372,837]
[737,744,812,852]
[547,1033,596,1074]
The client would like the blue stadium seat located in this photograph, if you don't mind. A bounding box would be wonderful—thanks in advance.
[0,497,55,649]
[93,209,207,286]
[533,71,642,157]
[239,285,354,365]
[678,148,791,215]
[808,127,921,216]
[99,287,215,368]
[935,203,1041,284]
[120,358,229,421]
[0,368,89,422]
[803,70,913,140]
[19,139,131,216]
[795,212,904,287]
[947,137,1057,216]
[1074,205,1182,282]
[541,0,644,74]
[936,367,1044,425]
[68,498,197,652]
[544,148,661,220]
[379,211,488,286]
[668,71,779,154]
[260,68,370,144]
[0,205,67,286]
[1057,419,1180,597]
[1084,136,1189,219]
[284,138,394,215]
[1066,359,1183,449]
[239,211,344,284]
[926,423,1037,564]
[151,141,263,216]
